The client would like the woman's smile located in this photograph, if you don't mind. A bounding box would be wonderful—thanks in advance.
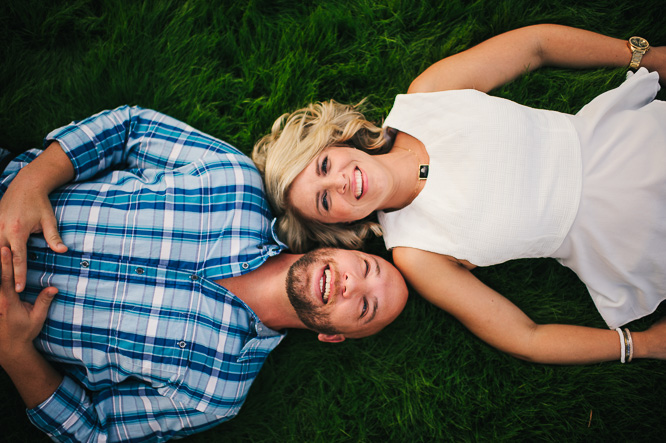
[354,167,366,199]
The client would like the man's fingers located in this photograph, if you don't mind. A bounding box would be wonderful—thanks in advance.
[42,219,67,253]
[31,287,57,326]
[1,247,22,298]
[1,246,15,286]
[10,245,27,293]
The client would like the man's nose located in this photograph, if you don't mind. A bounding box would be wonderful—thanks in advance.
[341,272,358,299]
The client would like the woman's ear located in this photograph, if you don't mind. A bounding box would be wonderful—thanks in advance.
[318,333,346,343]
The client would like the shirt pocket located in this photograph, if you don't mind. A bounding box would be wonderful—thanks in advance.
[112,301,194,387]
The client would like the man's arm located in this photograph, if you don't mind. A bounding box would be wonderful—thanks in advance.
[409,24,666,94]
[1,104,235,292]
[0,105,143,290]
[0,247,62,405]
[0,143,72,292]
[26,377,232,442]
[393,247,666,364]
[0,247,231,441]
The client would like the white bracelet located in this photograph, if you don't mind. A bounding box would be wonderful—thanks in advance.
[616,328,626,363]
[624,328,634,363]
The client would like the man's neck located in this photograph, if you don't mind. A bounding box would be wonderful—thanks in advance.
[216,253,304,331]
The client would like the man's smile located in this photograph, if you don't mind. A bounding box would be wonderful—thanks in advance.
[319,265,332,304]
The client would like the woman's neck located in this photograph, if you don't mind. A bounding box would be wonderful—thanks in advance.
[378,132,429,211]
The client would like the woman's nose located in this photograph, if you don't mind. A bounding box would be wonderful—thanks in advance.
[332,172,347,194]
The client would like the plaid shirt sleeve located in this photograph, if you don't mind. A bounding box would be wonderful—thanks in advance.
[45,104,241,182]
[27,376,232,442]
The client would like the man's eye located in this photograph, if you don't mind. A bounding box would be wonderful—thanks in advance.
[321,156,328,174]
[361,298,368,318]
[322,191,329,211]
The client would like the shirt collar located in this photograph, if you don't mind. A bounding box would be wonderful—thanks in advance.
[269,218,288,251]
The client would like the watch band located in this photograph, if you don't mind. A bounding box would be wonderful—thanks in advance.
[630,50,644,69]
[628,36,649,69]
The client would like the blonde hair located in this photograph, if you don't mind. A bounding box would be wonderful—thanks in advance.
[253,100,389,253]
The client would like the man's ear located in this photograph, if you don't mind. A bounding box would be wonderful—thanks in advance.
[317,333,346,343]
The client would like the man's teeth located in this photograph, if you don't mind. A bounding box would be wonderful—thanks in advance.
[354,169,363,198]
[319,268,331,303]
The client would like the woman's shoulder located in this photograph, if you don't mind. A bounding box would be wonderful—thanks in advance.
[392,246,475,270]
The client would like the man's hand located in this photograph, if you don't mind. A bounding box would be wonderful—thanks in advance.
[0,141,72,293]
[0,247,57,364]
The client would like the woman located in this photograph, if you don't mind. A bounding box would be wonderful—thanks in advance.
[253,24,666,364]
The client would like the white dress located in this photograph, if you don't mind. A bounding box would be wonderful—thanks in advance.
[378,68,666,329]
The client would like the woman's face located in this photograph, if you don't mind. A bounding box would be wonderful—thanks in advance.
[289,146,391,224]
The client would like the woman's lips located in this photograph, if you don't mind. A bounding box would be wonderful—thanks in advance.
[354,167,363,199]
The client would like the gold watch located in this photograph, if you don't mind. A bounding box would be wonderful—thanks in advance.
[627,36,650,69]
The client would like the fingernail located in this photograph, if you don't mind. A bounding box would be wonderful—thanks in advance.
[15,283,22,292]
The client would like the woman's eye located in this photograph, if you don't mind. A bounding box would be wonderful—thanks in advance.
[321,156,328,174]
[361,299,368,318]
[322,191,329,211]
[364,260,369,277]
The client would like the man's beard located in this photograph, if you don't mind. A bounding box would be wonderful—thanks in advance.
[286,248,341,335]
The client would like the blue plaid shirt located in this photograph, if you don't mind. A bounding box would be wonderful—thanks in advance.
[1,106,286,442]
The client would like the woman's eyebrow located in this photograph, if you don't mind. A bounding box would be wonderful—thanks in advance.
[315,191,322,215]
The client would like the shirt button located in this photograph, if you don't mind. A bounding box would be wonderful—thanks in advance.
[135,267,144,275]
[29,253,38,260]
[177,341,187,348]
[80,260,90,268]
[242,263,249,269]
[189,274,199,281]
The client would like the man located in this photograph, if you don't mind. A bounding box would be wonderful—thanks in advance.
[0,106,408,442]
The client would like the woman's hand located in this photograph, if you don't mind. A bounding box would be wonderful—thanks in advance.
[643,46,666,86]
[634,317,666,360]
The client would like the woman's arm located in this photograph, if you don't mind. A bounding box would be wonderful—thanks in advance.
[409,24,666,94]
[393,247,666,364]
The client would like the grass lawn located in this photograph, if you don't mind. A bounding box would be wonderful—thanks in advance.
[1,0,665,441]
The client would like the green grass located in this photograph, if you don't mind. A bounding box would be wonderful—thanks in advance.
[1,0,665,441]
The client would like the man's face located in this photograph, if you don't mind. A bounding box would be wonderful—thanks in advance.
[286,248,408,341]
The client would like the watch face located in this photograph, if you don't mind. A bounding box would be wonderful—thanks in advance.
[630,36,648,49]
